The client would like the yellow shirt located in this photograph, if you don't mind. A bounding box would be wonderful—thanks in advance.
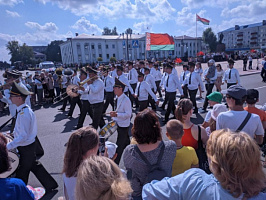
[172,146,199,176]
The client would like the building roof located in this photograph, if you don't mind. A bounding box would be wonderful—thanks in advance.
[33,51,46,56]
[220,22,263,33]
[73,33,145,40]
[174,35,202,40]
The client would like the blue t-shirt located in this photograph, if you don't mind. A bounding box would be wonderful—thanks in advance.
[142,168,266,200]
[0,178,34,200]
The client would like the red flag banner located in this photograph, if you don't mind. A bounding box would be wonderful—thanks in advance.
[146,33,174,51]
[196,14,210,25]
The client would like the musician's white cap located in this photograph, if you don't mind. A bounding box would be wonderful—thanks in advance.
[105,141,117,159]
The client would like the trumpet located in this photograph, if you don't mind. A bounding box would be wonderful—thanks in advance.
[53,70,107,104]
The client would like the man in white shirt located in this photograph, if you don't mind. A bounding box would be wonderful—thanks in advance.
[179,65,189,98]
[7,82,58,191]
[216,85,264,145]
[67,69,82,118]
[127,61,139,108]
[183,62,205,114]
[134,71,159,112]
[248,55,253,70]
[222,59,241,89]
[110,78,132,165]
[109,64,117,78]
[58,68,73,111]
[139,60,145,74]
[154,63,163,98]
[162,63,184,123]
[102,67,115,114]
[144,67,157,111]
[116,65,134,96]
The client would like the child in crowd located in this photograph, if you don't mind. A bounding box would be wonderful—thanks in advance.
[166,119,199,176]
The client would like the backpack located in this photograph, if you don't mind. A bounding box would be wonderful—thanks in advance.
[134,142,167,184]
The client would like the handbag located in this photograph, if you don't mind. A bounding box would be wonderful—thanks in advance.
[196,125,211,174]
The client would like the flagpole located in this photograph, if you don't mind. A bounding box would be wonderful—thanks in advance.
[196,14,197,61]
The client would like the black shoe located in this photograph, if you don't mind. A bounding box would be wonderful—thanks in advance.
[58,108,65,111]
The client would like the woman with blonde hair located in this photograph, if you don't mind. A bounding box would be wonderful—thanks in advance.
[142,129,266,199]
[62,127,99,200]
[175,98,208,149]
[76,155,132,200]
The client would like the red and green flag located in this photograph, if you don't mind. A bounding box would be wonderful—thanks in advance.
[146,33,174,51]
[196,14,210,25]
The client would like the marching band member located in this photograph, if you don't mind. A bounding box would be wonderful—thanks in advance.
[182,62,205,114]
[127,61,139,108]
[154,63,163,98]
[102,67,115,114]
[139,60,145,74]
[110,78,132,165]
[109,64,117,79]
[148,60,156,78]
[222,58,241,89]
[162,63,184,123]
[66,70,82,118]
[58,69,72,111]
[75,68,92,129]
[144,67,157,111]
[134,71,159,112]
[179,64,190,98]
[7,82,58,192]
[116,65,134,96]
[87,67,105,130]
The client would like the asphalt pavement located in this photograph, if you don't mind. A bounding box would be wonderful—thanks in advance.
[0,68,266,200]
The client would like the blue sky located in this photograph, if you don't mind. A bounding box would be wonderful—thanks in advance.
[0,0,265,62]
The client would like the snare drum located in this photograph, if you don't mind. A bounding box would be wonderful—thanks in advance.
[99,121,117,139]
[0,132,20,178]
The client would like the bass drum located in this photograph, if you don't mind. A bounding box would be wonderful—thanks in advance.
[99,121,117,139]
[0,132,20,178]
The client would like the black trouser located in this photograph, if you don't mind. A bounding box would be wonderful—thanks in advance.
[129,83,138,107]
[243,63,247,71]
[91,102,105,130]
[114,126,130,165]
[77,100,91,128]
[261,68,266,82]
[188,89,198,112]
[203,83,214,110]
[138,100,148,112]
[249,61,252,69]
[16,141,58,190]
[68,95,82,116]
[155,81,162,97]
[61,88,71,110]
[227,83,237,89]
[164,92,176,121]
[103,91,115,113]
[183,84,189,98]
[148,92,156,110]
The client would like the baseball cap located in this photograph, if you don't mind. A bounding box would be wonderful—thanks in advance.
[246,89,259,101]
[105,141,118,159]
[226,85,247,100]
[207,92,223,103]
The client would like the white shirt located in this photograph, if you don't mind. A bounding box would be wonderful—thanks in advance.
[2,89,16,117]
[88,78,104,104]
[135,81,158,101]
[118,73,134,94]
[204,110,212,122]
[154,69,162,81]
[203,68,217,84]
[183,72,205,91]
[222,68,240,84]
[34,78,43,89]
[104,75,115,92]
[112,93,132,127]
[179,71,190,85]
[216,110,264,138]
[78,82,89,100]
[63,173,76,200]
[7,103,37,150]
[216,70,224,78]
[171,67,178,76]
[128,68,138,84]
[149,67,157,78]
[160,72,167,87]
[109,69,117,79]
[71,75,80,86]
[163,73,183,95]
[144,74,157,91]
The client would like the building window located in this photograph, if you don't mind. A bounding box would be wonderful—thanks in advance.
[113,54,116,58]
[84,44,89,49]
[106,44,109,49]
[98,44,101,49]
[93,54,96,58]
[107,54,109,59]
[91,44,95,49]
[128,44,131,48]
[178,44,180,47]
[78,55,82,61]
[99,54,102,58]
[112,44,115,49]
[85,55,89,60]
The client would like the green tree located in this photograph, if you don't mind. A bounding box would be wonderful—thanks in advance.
[110,57,116,62]
[102,27,112,35]
[111,27,118,35]
[46,40,64,62]
[19,43,34,64]
[125,28,133,34]
[202,28,217,52]
[6,40,20,64]
[97,57,103,62]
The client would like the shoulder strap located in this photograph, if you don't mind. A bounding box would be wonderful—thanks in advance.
[197,125,203,149]
[236,113,252,132]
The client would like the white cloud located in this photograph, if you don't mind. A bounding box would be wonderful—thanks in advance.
[176,7,207,27]
[25,22,58,32]
[133,22,152,34]
[71,17,102,34]
[181,0,241,8]
[6,10,20,17]
[0,0,23,6]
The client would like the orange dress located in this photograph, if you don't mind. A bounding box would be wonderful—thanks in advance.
[181,124,198,150]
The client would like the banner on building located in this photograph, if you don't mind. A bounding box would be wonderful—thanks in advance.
[146,33,174,51]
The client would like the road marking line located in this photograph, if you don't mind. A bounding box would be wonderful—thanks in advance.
[254,85,266,90]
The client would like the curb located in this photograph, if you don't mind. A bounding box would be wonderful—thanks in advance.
[240,71,261,77]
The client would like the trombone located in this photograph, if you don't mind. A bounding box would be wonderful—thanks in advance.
[53,71,107,104]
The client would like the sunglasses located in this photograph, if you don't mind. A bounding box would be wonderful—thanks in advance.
[226,95,233,99]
